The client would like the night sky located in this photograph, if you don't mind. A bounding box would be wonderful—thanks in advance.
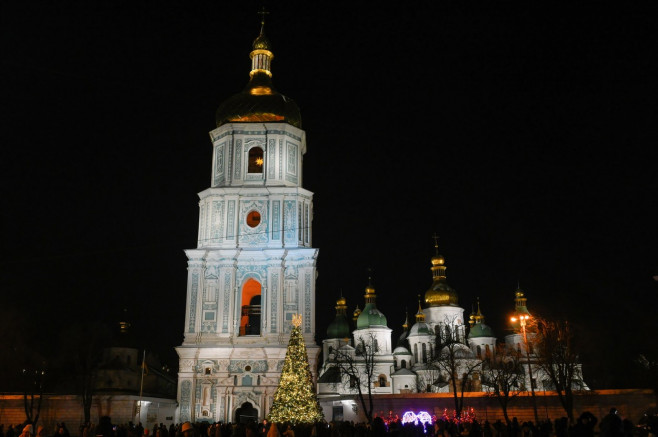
[2,2,657,389]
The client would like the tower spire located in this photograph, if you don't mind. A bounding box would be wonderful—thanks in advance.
[415,295,426,322]
[257,5,269,36]
[429,234,447,281]
[364,267,376,303]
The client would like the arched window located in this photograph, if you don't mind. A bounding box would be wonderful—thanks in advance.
[240,279,261,336]
[248,147,264,173]
[485,344,491,358]
[378,375,387,388]
[476,345,482,359]
[413,344,418,362]
[422,343,427,363]
[401,359,406,369]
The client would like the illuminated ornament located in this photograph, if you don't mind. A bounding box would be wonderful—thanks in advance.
[255,157,264,166]
[401,411,433,426]
[401,411,417,425]
[417,412,433,425]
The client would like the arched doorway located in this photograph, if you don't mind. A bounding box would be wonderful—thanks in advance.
[235,401,258,424]
[240,279,261,336]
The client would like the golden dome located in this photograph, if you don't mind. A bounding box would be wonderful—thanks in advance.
[431,254,445,266]
[425,281,459,306]
[252,32,271,51]
[424,241,457,306]
[336,296,347,307]
[215,20,301,128]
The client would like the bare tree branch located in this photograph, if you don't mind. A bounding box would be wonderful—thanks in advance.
[327,333,380,425]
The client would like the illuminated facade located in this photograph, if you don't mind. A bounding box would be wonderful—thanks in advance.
[317,245,587,421]
[175,17,319,423]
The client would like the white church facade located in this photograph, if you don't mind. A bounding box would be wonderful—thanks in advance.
[175,17,320,424]
[174,11,589,425]
[316,245,589,420]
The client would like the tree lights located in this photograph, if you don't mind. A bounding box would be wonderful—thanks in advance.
[267,315,324,425]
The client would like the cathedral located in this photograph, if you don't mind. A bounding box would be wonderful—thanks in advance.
[175,16,320,423]
[174,11,589,425]
[316,242,589,420]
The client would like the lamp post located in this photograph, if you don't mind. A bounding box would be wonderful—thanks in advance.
[511,314,539,424]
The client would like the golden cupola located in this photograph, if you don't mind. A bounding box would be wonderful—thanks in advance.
[509,285,532,330]
[424,238,458,307]
[468,298,495,338]
[409,299,430,336]
[215,11,301,128]
[352,305,362,324]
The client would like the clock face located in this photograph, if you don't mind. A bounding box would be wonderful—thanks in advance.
[246,210,261,228]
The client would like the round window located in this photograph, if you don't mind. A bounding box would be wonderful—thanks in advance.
[246,211,261,228]
[245,365,252,372]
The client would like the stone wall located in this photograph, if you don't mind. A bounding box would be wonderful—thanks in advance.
[320,389,657,425]
[0,394,178,435]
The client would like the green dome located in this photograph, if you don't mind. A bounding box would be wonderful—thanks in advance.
[393,346,411,356]
[469,323,495,338]
[327,314,350,339]
[409,321,431,336]
[356,303,387,329]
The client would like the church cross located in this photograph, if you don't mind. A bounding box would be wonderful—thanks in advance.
[257,6,269,30]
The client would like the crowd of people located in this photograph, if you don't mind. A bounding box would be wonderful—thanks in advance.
[0,407,655,437]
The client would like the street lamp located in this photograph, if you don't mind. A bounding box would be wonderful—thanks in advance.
[510,314,539,424]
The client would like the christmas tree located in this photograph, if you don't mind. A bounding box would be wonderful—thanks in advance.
[267,314,325,425]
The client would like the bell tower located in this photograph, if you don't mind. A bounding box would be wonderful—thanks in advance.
[176,11,319,423]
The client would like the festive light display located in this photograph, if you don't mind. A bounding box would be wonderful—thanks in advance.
[439,407,477,424]
[379,411,399,427]
[379,407,477,428]
[267,314,325,425]
[401,411,433,426]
